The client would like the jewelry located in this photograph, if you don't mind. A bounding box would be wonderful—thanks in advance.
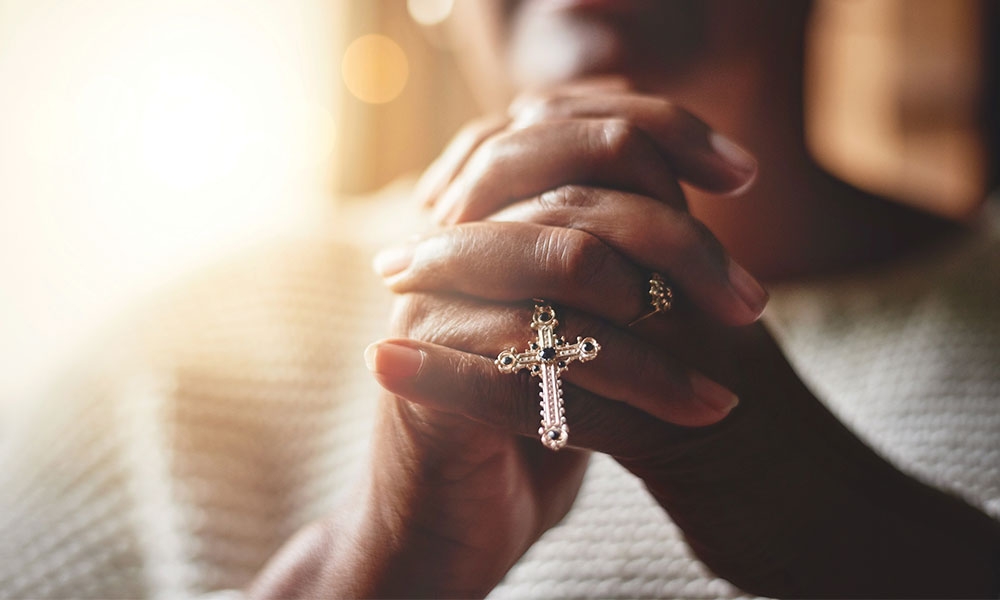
[496,304,600,450]
[628,272,673,326]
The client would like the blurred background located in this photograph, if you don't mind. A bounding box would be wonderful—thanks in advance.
[0,0,996,403]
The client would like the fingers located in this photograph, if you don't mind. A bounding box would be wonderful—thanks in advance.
[386,295,738,429]
[489,186,768,325]
[415,79,631,210]
[510,92,757,195]
[364,333,735,458]
[375,221,648,325]
[419,89,758,220]
[375,202,767,327]
[432,119,686,224]
[413,115,510,208]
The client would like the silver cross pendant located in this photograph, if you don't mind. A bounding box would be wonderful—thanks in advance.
[496,304,601,450]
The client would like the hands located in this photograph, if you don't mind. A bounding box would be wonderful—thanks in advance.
[252,82,762,599]
[352,83,777,596]
[377,83,763,436]
[365,83,1000,598]
[251,84,1000,598]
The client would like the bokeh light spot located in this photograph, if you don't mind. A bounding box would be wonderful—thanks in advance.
[341,34,409,104]
[407,0,454,26]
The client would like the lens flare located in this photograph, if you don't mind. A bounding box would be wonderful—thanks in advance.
[407,0,454,26]
[341,34,409,104]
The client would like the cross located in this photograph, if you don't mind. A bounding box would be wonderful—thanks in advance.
[496,304,601,450]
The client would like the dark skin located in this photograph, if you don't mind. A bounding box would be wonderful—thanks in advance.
[249,1,999,597]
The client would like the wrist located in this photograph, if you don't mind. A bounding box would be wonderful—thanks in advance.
[345,409,540,598]
[248,477,518,599]
[617,336,1000,598]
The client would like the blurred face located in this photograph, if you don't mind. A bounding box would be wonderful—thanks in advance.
[504,0,707,87]
[450,0,804,98]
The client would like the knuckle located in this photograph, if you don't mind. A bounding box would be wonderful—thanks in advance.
[464,139,497,178]
[595,119,642,162]
[453,114,507,148]
[523,94,571,121]
[394,293,502,350]
[511,90,562,113]
[572,235,616,289]
[537,185,596,210]
[538,228,612,290]
[465,133,512,181]
[533,226,562,273]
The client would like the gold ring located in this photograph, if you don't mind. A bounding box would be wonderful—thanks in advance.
[628,273,673,327]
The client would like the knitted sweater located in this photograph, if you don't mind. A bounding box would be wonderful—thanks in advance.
[1,195,997,599]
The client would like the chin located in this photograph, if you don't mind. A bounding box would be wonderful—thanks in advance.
[507,9,628,86]
[506,0,705,87]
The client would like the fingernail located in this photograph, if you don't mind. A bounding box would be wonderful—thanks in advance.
[689,372,739,413]
[727,259,769,320]
[365,342,425,378]
[709,132,757,176]
[372,243,415,278]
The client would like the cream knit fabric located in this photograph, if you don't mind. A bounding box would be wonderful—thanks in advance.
[0,195,997,599]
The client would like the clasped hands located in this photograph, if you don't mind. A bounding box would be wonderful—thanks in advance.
[249,82,1000,600]
[359,82,787,596]
[371,81,766,439]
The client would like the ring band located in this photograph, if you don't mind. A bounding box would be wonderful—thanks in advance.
[628,273,673,326]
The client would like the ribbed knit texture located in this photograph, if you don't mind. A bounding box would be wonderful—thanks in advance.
[0,197,997,599]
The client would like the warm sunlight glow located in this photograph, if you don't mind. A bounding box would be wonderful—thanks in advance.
[407,0,454,26]
[0,0,340,400]
[341,34,409,104]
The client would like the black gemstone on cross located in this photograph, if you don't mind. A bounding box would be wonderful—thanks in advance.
[538,311,552,322]
[531,365,539,373]
[530,342,539,350]
[540,347,556,361]
[547,430,561,441]
[557,360,566,368]
[582,341,595,352]
[501,355,513,365]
